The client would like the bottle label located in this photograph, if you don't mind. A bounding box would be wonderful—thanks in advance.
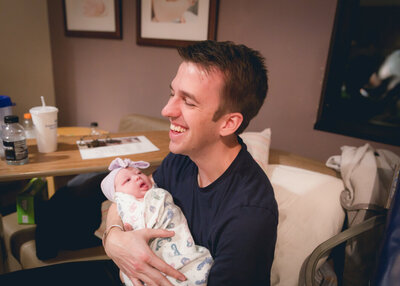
[3,140,28,161]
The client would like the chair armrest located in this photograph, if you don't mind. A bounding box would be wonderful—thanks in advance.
[269,149,339,177]
[301,214,386,286]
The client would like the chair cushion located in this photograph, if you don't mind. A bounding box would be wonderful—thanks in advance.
[266,164,345,286]
[19,240,107,270]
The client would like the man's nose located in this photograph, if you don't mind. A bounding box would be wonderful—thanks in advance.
[162,96,180,118]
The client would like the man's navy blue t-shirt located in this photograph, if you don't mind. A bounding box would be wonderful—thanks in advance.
[153,140,278,286]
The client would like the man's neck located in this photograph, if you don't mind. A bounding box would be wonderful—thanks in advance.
[193,135,242,188]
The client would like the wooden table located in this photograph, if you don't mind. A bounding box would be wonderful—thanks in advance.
[0,131,170,184]
[57,126,109,137]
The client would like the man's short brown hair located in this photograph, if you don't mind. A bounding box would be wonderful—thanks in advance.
[177,40,268,134]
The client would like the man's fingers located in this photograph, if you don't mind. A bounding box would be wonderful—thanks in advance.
[107,228,185,285]
[119,270,124,283]
[141,230,187,282]
[147,250,187,282]
[144,229,175,240]
[129,266,174,286]
[131,278,143,286]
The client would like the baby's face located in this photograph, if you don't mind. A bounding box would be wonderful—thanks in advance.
[115,167,152,199]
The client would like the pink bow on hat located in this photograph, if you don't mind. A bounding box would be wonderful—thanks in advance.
[101,158,150,202]
[108,157,150,171]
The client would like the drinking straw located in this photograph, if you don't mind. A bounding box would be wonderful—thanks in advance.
[40,96,46,107]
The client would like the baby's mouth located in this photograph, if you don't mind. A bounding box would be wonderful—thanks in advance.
[139,181,150,191]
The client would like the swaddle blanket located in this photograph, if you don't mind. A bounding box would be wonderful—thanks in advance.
[116,187,213,286]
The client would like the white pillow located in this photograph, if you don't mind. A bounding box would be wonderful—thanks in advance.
[266,164,345,286]
[240,128,271,172]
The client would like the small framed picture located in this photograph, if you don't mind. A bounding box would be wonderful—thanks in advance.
[63,0,122,39]
[137,0,219,47]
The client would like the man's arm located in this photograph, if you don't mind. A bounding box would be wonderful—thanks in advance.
[207,207,277,286]
[103,202,187,286]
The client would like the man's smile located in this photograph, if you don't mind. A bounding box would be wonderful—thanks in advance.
[170,123,187,133]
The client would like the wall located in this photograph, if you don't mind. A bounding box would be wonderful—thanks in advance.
[0,0,55,120]
[47,0,400,161]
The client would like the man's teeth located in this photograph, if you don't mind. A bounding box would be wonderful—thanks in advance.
[170,124,187,133]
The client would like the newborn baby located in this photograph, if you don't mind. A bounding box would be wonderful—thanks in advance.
[101,158,213,286]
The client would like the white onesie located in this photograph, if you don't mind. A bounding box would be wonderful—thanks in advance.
[115,187,213,286]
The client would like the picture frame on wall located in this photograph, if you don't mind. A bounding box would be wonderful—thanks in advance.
[137,0,219,47]
[63,0,122,39]
[314,0,400,146]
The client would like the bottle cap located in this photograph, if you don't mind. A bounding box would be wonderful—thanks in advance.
[0,95,15,108]
[24,113,32,120]
[4,115,19,123]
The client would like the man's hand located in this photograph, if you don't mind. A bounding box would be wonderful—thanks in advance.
[104,227,186,286]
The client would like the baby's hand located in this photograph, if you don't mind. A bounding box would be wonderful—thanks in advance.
[124,223,133,231]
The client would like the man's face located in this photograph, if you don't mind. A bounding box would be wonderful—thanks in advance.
[161,62,226,159]
[115,167,152,199]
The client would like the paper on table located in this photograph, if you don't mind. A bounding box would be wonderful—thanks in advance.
[76,136,159,160]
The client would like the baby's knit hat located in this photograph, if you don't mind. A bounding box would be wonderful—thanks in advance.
[101,158,150,202]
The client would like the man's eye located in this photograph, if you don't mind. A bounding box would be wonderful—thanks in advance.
[184,99,195,107]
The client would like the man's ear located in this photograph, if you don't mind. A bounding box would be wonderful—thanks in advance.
[219,112,243,136]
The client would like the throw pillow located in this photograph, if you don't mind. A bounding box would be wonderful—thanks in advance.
[240,128,271,172]
[266,164,345,286]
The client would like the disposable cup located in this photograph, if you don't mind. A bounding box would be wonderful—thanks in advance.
[29,106,58,153]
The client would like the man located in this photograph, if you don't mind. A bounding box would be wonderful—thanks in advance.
[103,40,278,286]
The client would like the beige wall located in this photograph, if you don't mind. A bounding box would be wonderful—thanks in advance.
[0,0,55,120]
[47,0,400,161]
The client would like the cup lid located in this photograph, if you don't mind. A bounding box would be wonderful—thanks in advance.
[30,106,58,114]
[0,95,14,108]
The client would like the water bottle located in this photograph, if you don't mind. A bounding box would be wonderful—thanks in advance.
[0,95,14,158]
[90,122,100,136]
[23,113,36,139]
[2,115,29,165]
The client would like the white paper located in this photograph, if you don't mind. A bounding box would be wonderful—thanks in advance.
[76,136,159,160]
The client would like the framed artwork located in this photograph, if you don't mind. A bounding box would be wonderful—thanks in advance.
[314,0,400,146]
[136,0,219,47]
[63,0,122,39]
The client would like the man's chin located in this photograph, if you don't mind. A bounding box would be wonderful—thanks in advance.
[169,142,186,155]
